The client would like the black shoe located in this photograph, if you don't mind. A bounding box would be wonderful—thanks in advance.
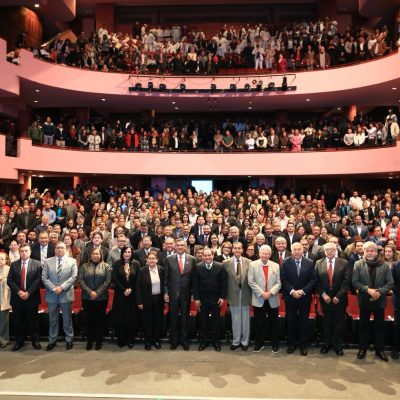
[153,341,161,349]
[272,345,280,354]
[12,343,24,352]
[253,345,264,353]
[241,344,248,351]
[128,342,135,349]
[391,350,399,360]
[170,343,178,350]
[32,342,41,350]
[86,342,93,351]
[375,351,389,362]
[230,344,240,351]
[357,349,366,359]
[46,342,56,351]
[198,343,207,351]
[320,345,330,354]
[300,348,308,356]
[182,343,190,351]
[335,348,344,356]
[66,342,73,350]
[214,343,221,352]
[95,343,102,351]
[287,345,296,354]
[145,343,151,351]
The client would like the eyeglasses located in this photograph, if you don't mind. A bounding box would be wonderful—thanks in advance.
[325,248,336,252]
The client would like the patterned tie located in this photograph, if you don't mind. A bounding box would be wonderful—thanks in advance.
[20,260,26,291]
[41,246,47,263]
[328,260,333,288]
[296,260,301,276]
[236,259,242,285]
[57,258,62,281]
[178,255,184,275]
[279,252,283,267]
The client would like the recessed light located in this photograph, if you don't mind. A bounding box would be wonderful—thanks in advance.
[39,175,44,178]
[35,89,40,93]
[34,3,40,8]
[174,107,179,110]
[306,98,311,102]
[172,101,176,104]
[392,87,397,90]
[337,107,341,110]
[248,106,252,110]
[32,174,36,177]
[248,101,252,104]
[101,98,106,101]
[34,100,38,103]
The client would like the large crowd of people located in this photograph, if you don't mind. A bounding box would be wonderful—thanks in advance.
[26,109,399,151]
[0,184,400,361]
[9,18,396,74]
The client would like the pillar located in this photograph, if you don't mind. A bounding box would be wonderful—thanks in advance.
[346,105,357,122]
[73,176,81,189]
[141,109,156,126]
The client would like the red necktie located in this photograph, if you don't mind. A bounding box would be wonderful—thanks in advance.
[178,256,184,275]
[263,265,269,291]
[279,253,283,267]
[328,260,333,288]
[20,260,26,291]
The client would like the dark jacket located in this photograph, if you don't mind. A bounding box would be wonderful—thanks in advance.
[136,265,165,307]
[193,261,227,302]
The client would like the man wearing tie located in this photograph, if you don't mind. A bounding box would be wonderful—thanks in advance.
[248,245,281,353]
[270,237,291,267]
[281,242,316,355]
[42,241,78,350]
[315,242,350,356]
[0,214,12,251]
[16,204,36,234]
[134,236,160,267]
[164,238,197,350]
[223,242,251,351]
[30,231,55,265]
[7,244,42,351]
[194,248,227,351]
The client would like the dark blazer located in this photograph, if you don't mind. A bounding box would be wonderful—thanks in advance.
[158,250,175,268]
[164,253,197,300]
[193,261,227,301]
[7,258,42,306]
[190,224,205,237]
[303,221,323,234]
[315,257,351,308]
[316,248,348,261]
[281,257,316,303]
[136,265,165,307]
[326,222,345,237]
[0,222,13,248]
[30,243,55,262]
[283,233,302,247]
[303,251,317,265]
[81,243,109,265]
[197,234,212,247]
[134,247,160,267]
[270,249,292,265]
[130,231,160,250]
[349,224,369,240]
[392,262,400,309]
[16,212,36,232]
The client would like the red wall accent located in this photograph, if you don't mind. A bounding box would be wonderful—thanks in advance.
[96,3,115,32]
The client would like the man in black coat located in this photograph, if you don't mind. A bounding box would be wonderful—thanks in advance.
[134,235,160,267]
[7,243,42,351]
[30,230,55,264]
[0,214,13,251]
[164,238,197,350]
[315,242,351,356]
[16,204,36,233]
[193,248,227,351]
[281,242,316,356]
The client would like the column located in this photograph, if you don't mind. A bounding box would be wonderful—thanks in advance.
[346,105,357,122]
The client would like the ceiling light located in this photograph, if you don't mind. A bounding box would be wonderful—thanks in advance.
[248,101,252,104]
[101,98,106,101]
[248,106,252,110]
[39,175,44,178]
[172,101,176,104]
[34,100,38,103]
[392,87,398,90]
[35,89,40,93]
[174,107,179,110]
[34,3,40,8]
[306,98,310,102]
[337,107,341,110]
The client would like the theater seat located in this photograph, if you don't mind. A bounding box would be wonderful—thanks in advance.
[346,294,360,345]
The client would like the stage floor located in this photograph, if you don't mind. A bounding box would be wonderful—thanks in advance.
[0,343,399,400]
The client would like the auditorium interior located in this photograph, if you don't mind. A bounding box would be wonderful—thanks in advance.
[0,0,400,399]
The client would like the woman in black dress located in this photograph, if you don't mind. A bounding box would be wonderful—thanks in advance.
[111,246,141,348]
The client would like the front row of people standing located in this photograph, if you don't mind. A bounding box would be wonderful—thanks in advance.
[1,239,398,360]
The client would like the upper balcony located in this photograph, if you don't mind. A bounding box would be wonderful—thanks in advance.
[1,38,399,113]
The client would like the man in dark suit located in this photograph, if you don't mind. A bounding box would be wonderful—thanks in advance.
[197,224,212,247]
[16,204,36,233]
[270,237,291,267]
[7,243,42,351]
[315,242,351,356]
[194,248,227,351]
[312,226,327,246]
[316,236,348,261]
[158,237,176,268]
[134,235,160,267]
[373,210,389,232]
[81,231,109,264]
[262,224,278,250]
[349,215,369,240]
[164,238,197,350]
[300,237,317,265]
[130,222,159,250]
[326,213,344,237]
[190,216,206,238]
[392,260,400,359]
[352,242,393,361]
[283,221,302,247]
[30,230,55,264]
[228,226,245,246]
[281,242,316,355]
[302,212,322,234]
[0,214,13,251]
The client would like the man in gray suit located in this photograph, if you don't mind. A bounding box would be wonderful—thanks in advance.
[248,245,281,353]
[42,241,78,350]
[106,234,129,266]
[223,242,251,351]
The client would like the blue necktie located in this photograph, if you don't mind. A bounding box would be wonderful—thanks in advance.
[295,260,301,276]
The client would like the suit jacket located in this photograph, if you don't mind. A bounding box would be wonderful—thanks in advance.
[315,257,350,308]
[190,224,205,237]
[164,253,197,300]
[106,247,122,266]
[7,258,42,306]
[281,257,316,303]
[270,249,292,265]
[303,220,322,234]
[248,259,281,308]
[326,222,345,237]
[136,265,164,307]
[16,213,36,232]
[283,233,302,247]
[130,231,160,250]
[81,243,109,265]
[352,258,393,309]
[158,250,175,268]
[134,247,160,267]
[0,222,12,248]
[193,261,227,301]
[223,257,251,306]
[197,234,212,247]
[30,243,55,263]
[42,255,78,303]
[316,248,348,261]
[349,224,369,240]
